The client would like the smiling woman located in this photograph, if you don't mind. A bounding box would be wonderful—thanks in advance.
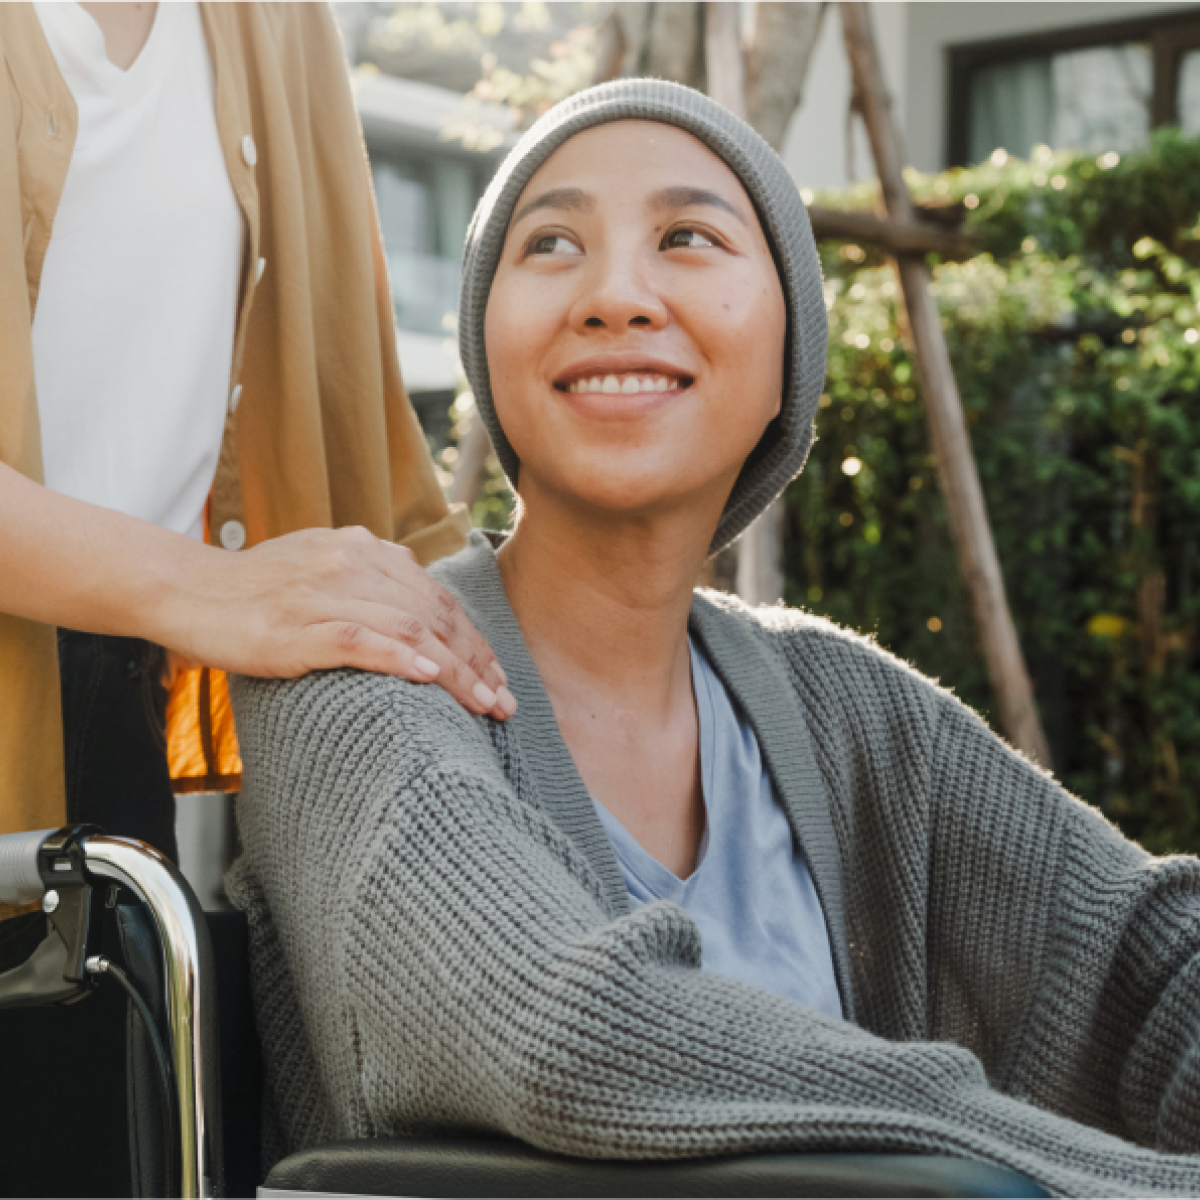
[482,118,787,875]
[228,80,1200,1195]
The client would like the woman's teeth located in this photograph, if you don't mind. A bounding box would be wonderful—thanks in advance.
[566,374,680,395]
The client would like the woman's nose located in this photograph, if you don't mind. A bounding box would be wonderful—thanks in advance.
[571,251,669,332]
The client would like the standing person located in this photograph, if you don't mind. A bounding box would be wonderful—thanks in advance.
[0,1,515,964]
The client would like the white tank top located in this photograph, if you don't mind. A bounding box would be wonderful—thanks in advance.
[31,2,242,540]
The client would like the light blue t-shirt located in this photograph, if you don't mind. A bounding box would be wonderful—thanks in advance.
[591,638,844,1020]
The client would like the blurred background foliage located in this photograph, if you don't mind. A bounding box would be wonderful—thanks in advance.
[802,127,1200,853]
[433,123,1200,854]
[354,2,598,127]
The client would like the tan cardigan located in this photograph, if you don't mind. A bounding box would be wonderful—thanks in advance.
[0,3,470,861]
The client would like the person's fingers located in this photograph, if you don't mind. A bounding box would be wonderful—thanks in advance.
[322,533,505,693]
[372,542,509,691]
[423,580,510,691]
[217,528,514,716]
[304,601,515,720]
[397,627,516,720]
[297,620,442,684]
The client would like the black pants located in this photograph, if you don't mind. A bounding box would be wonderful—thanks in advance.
[57,629,178,860]
[0,632,176,975]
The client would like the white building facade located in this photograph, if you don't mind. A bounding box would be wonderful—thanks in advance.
[784,1,1200,190]
[354,70,515,396]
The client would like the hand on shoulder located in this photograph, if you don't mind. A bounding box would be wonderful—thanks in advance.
[160,526,516,721]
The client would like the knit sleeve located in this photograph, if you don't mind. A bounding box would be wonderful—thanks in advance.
[926,694,1200,1154]
[232,668,1200,1194]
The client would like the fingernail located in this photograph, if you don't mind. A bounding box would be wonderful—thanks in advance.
[414,655,440,679]
[473,681,497,708]
[496,685,516,716]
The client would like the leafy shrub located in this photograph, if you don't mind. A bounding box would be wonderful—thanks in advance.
[798,129,1200,853]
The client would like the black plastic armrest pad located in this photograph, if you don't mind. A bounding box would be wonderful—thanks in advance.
[264,1135,1051,1198]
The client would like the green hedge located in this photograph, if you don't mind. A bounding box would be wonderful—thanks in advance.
[799,129,1200,853]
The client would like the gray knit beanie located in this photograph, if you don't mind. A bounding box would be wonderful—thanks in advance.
[459,78,827,555]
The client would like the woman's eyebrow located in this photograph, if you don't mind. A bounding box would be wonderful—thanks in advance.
[511,187,595,227]
[648,186,746,225]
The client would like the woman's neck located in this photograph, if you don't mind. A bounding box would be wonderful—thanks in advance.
[498,505,708,709]
[497,498,716,877]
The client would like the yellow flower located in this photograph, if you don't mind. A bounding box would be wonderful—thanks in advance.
[1087,614,1130,639]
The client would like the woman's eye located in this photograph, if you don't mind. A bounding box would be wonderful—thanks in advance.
[663,227,716,250]
[530,234,581,256]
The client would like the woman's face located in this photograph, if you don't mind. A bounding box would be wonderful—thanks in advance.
[485,120,787,531]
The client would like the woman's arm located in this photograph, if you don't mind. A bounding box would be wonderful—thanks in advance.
[0,461,510,717]
[926,693,1200,1152]
[231,668,1197,1194]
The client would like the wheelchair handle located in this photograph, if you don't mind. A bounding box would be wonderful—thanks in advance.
[0,829,220,1198]
[0,828,55,907]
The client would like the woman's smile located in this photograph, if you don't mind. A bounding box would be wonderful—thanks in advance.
[554,353,694,417]
[560,374,687,396]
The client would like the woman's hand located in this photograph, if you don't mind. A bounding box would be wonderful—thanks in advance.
[161,527,516,720]
[0,464,515,720]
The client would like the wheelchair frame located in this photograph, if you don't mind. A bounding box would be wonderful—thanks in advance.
[0,827,219,1197]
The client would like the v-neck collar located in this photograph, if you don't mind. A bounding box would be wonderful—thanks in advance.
[436,532,856,1021]
[34,1,181,108]
[592,635,714,890]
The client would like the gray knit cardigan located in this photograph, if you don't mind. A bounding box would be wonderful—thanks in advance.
[228,532,1200,1197]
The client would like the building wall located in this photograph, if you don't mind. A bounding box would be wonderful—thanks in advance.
[782,2,907,190]
[906,0,1187,171]
[780,0,1184,191]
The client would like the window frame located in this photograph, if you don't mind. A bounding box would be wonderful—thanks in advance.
[948,7,1200,167]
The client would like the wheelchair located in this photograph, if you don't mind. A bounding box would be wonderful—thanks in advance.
[0,827,1048,1199]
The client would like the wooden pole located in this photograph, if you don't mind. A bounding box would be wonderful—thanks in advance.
[840,1,1051,766]
[704,1,786,605]
[590,4,626,86]
[447,394,493,510]
[704,2,746,119]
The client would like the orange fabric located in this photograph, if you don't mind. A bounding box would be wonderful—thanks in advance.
[166,507,242,792]
[166,667,243,795]
[0,3,471,834]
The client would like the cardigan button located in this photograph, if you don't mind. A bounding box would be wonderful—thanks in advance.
[242,134,257,167]
[219,520,247,551]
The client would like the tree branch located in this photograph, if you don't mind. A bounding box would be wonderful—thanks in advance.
[807,206,977,259]
[744,3,826,152]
